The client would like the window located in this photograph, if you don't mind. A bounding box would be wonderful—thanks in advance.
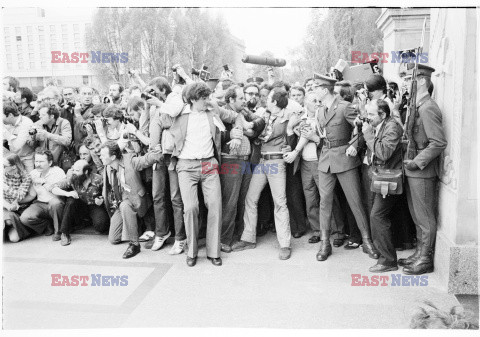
[4,36,9,44]
[18,62,24,70]
[29,53,34,60]
[41,61,46,68]
[6,54,12,62]
[74,33,80,40]
[63,43,68,50]
[15,27,21,35]
[38,25,44,32]
[50,25,55,32]
[30,62,35,69]
[61,24,67,31]
[5,45,11,53]
[17,53,23,61]
[39,35,45,42]
[74,42,80,49]
[62,34,67,40]
[39,44,45,51]
[4,27,10,34]
[51,43,57,49]
[7,63,12,70]
[50,34,56,41]
[73,24,79,32]
[27,26,32,34]
[16,36,22,41]
[83,76,89,85]
[27,35,33,43]
[28,44,34,50]
[17,44,22,53]
[85,23,91,31]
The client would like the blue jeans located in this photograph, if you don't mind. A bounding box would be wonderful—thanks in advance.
[241,159,291,248]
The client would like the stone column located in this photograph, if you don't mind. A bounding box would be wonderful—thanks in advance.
[376,8,478,295]
[376,8,430,83]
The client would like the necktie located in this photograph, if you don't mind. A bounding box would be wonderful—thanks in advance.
[110,168,122,203]
[324,107,328,119]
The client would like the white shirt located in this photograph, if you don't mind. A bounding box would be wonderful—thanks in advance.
[4,116,34,159]
[178,105,214,160]
[31,166,66,203]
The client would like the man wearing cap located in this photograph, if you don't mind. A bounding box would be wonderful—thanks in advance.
[312,73,379,261]
[399,64,447,275]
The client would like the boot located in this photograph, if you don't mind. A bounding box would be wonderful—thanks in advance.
[362,238,379,259]
[316,239,332,261]
[403,245,434,275]
[398,243,422,266]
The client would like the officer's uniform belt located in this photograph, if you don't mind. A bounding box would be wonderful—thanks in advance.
[323,139,350,149]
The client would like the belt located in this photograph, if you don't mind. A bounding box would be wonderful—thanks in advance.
[323,139,349,149]
[178,156,214,161]
[221,154,250,161]
[260,153,284,160]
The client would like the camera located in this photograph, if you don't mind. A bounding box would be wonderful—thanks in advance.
[83,118,106,134]
[191,66,211,81]
[223,64,229,71]
[171,64,186,85]
[127,69,135,76]
[103,96,112,104]
[141,88,156,101]
[29,128,37,136]
[356,116,371,127]
[123,114,135,125]
[66,101,75,108]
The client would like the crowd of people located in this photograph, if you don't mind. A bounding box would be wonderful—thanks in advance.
[2,61,447,273]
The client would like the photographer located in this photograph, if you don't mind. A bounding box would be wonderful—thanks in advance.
[27,103,72,167]
[51,159,109,246]
[61,87,77,131]
[106,82,124,105]
[14,87,35,121]
[3,101,35,172]
[359,100,403,273]
[96,105,126,143]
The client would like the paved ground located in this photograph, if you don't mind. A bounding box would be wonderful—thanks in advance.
[2,230,464,329]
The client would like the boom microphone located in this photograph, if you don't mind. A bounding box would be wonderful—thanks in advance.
[241,55,286,67]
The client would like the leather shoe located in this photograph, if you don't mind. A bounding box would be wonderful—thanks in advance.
[123,242,141,259]
[292,231,305,239]
[316,240,332,261]
[369,263,398,273]
[333,237,345,247]
[308,235,321,244]
[221,243,232,253]
[207,256,222,266]
[398,244,422,266]
[279,247,291,260]
[186,256,197,267]
[60,233,71,246]
[231,240,256,252]
[52,232,61,241]
[362,239,380,259]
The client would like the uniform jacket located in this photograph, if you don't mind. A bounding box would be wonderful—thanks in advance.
[102,150,162,217]
[404,94,447,178]
[317,96,361,174]
[364,116,403,170]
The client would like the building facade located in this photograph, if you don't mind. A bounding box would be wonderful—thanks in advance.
[2,7,96,92]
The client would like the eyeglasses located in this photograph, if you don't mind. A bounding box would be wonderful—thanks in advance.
[245,92,259,97]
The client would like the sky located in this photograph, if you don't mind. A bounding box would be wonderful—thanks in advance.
[39,7,314,59]
[212,8,314,58]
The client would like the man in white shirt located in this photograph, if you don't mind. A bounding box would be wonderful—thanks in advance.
[3,101,35,172]
[20,149,66,240]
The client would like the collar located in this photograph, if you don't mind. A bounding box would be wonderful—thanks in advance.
[323,95,337,112]
[375,120,385,133]
[182,105,207,115]
[13,115,23,127]
[416,92,430,107]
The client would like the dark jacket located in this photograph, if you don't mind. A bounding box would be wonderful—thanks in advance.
[404,94,447,178]
[364,116,403,170]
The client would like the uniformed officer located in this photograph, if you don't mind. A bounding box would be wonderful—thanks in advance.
[313,74,379,261]
[400,64,448,275]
